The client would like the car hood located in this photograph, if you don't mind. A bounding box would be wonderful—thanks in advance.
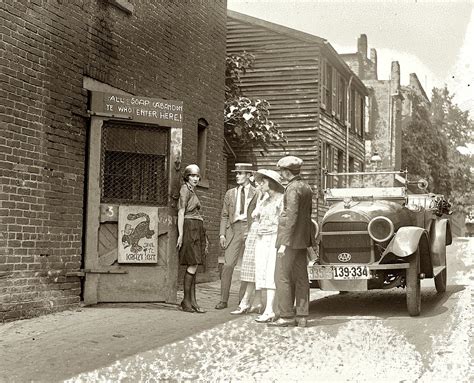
[323,200,413,229]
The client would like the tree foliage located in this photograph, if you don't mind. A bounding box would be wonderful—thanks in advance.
[402,86,473,212]
[224,52,286,153]
[401,94,451,195]
[430,86,473,212]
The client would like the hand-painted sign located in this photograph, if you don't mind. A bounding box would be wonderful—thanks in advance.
[90,91,183,127]
[118,206,158,263]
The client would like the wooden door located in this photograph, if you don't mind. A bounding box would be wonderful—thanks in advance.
[84,118,182,304]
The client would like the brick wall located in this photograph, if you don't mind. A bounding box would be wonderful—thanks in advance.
[0,0,227,321]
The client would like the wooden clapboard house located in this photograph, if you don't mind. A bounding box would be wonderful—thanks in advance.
[227,10,368,219]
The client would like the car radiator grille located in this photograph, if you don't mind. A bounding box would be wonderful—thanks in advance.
[321,222,372,263]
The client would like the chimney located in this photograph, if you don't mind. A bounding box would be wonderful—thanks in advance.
[409,73,418,88]
[370,48,378,80]
[357,34,367,59]
[391,61,400,89]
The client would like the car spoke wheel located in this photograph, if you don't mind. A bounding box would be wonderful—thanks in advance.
[406,250,421,316]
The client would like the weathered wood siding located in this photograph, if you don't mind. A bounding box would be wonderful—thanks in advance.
[227,17,321,216]
[227,15,366,220]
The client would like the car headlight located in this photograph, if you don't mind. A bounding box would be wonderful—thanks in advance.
[368,216,394,242]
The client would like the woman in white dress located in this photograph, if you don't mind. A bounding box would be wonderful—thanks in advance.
[230,185,265,315]
[252,169,284,323]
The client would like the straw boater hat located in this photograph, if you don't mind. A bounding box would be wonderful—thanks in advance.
[253,169,284,192]
[231,163,254,173]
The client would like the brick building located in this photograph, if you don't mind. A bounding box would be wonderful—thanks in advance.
[226,11,368,220]
[0,0,227,321]
[341,34,430,173]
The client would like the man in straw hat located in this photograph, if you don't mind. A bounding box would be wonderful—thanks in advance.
[269,156,313,327]
[215,163,257,309]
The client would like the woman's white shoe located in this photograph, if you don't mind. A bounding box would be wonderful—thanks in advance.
[255,313,276,323]
[230,306,249,315]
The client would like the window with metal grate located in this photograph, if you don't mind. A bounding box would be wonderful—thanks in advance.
[100,122,169,206]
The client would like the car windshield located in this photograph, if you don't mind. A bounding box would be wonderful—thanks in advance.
[324,172,407,201]
[329,173,399,188]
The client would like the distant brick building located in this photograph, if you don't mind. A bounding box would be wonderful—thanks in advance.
[341,34,430,173]
[226,11,368,220]
[401,73,431,117]
[0,0,226,321]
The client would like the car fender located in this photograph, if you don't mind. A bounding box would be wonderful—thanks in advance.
[430,218,451,269]
[382,227,428,258]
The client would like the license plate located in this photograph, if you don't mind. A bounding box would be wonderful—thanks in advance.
[333,265,370,280]
[307,265,333,280]
[307,265,370,280]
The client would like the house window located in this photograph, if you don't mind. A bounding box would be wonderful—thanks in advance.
[355,93,364,136]
[337,149,344,187]
[101,122,169,206]
[350,87,356,130]
[349,156,355,186]
[322,142,334,188]
[197,118,208,180]
[331,68,337,116]
[321,59,326,109]
[321,60,332,111]
[337,75,346,121]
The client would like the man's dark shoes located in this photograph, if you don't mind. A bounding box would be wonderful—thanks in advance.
[192,304,206,314]
[215,301,228,309]
[297,317,308,328]
[267,317,297,327]
[180,301,194,313]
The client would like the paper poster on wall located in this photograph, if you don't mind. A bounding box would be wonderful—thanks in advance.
[118,206,158,263]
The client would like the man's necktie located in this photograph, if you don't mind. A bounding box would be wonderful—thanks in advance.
[239,186,245,215]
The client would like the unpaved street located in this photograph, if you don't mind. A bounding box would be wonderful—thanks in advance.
[67,238,472,382]
[1,238,471,382]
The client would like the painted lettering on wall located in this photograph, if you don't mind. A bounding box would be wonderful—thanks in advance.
[90,91,184,127]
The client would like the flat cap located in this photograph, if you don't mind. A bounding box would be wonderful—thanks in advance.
[277,156,303,171]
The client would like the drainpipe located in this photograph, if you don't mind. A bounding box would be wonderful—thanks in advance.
[346,75,353,186]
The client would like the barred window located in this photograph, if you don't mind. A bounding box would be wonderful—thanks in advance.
[101,122,169,206]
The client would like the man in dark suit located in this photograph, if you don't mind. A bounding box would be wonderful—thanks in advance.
[269,156,313,327]
[215,163,256,309]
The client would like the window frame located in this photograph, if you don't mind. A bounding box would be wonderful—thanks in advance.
[197,118,209,186]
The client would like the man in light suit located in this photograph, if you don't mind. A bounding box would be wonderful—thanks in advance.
[269,156,313,327]
[215,163,256,309]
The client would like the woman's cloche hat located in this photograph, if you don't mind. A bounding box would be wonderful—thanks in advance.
[183,164,201,179]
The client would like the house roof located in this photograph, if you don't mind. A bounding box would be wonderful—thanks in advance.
[227,10,368,95]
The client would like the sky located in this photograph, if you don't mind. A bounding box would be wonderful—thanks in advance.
[227,0,474,116]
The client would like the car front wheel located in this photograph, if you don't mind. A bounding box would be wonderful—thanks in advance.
[406,250,421,316]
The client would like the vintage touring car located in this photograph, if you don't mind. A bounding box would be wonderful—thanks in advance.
[308,170,452,316]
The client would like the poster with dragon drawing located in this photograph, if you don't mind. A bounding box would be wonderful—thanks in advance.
[118,206,158,263]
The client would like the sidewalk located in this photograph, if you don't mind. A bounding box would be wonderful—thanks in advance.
[0,270,242,382]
